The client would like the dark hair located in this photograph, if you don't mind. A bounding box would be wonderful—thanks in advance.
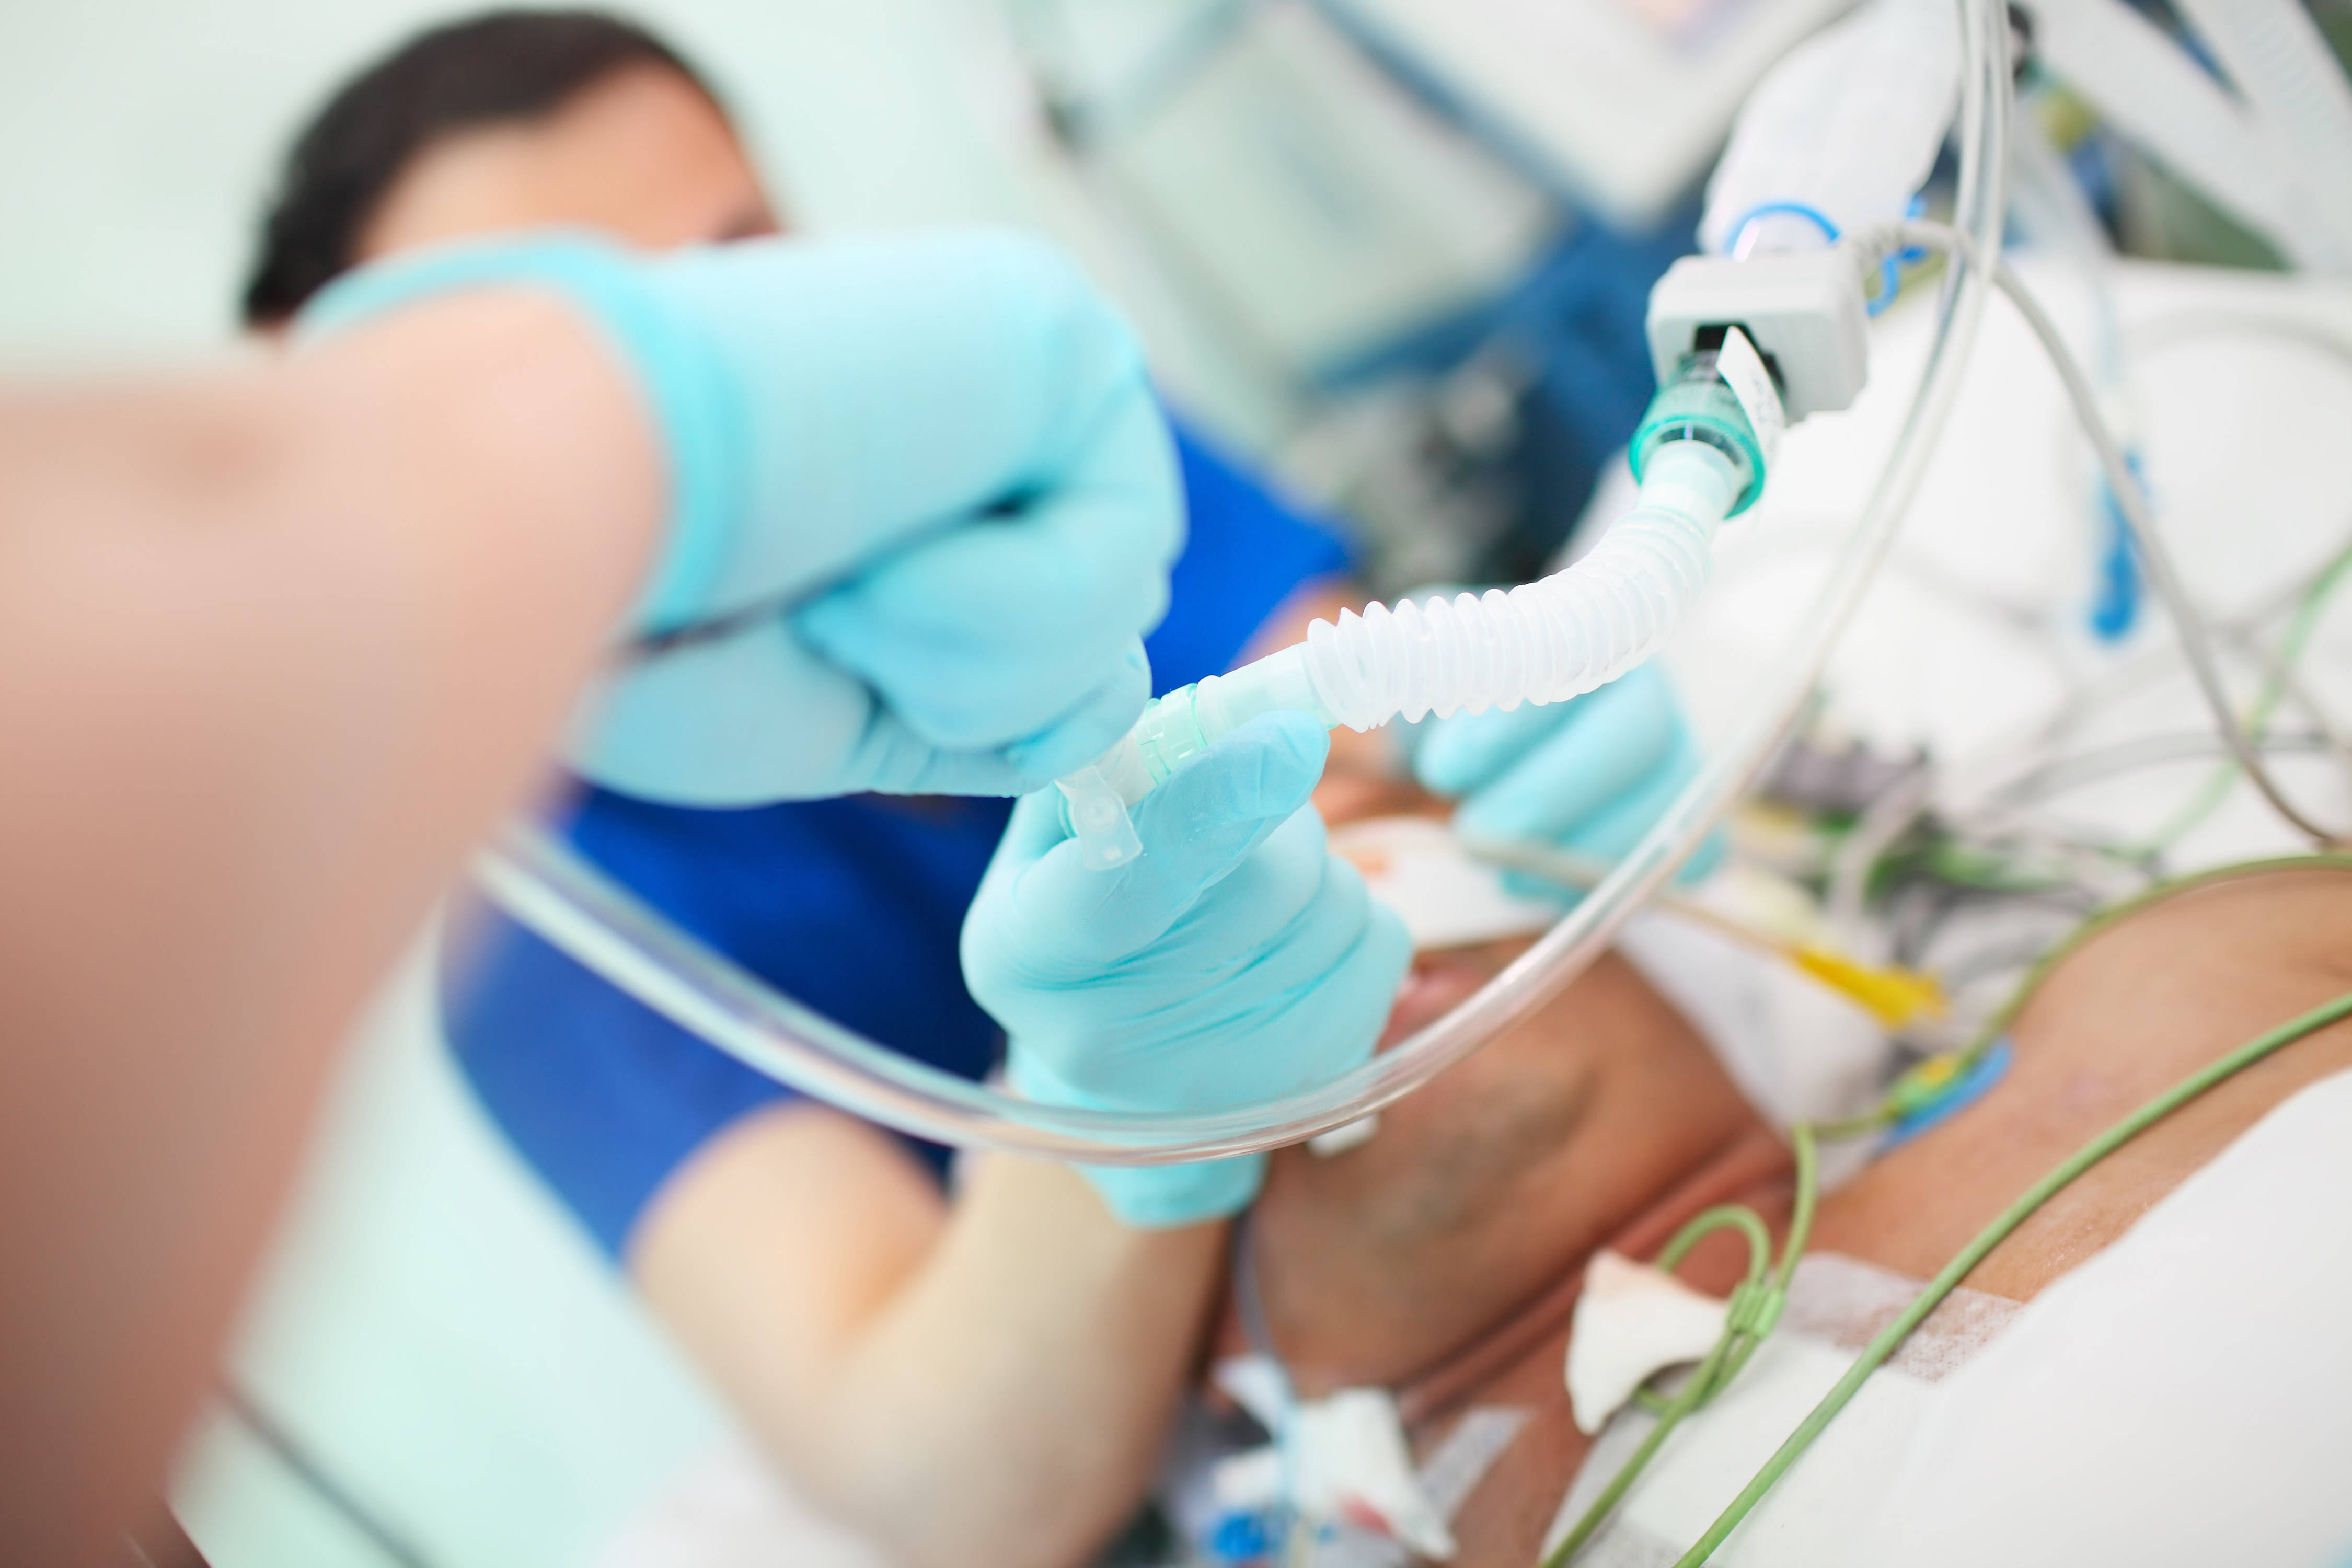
[242,9,716,325]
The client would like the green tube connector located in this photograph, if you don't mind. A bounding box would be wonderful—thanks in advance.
[1631,351,1770,516]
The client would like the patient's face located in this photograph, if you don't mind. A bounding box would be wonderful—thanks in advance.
[1261,771,1764,1394]
[358,63,780,260]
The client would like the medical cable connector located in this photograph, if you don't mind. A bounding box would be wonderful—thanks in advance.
[1057,350,1776,870]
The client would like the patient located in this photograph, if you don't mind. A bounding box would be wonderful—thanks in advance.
[1235,769,2352,1564]
[246,13,2352,1567]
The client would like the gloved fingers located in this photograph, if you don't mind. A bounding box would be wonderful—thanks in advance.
[1410,699,1583,801]
[1448,667,1682,846]
[573,616,1151,807]
[1010,1050,1270,1229]
[566,612,1134,804]
[793,387,1180,751]
[1414,665,1676,801]
[1015,858,1404,1117]
[657,231,1181,607]
[1166,805,1355,972]
[994,644,1156,781]
[1143,847,1409,1107]
[1498,728,1723,901]
[1076,1155,1269,1230]
[848,641,1152,797]
[1104,711,1330,927]
[567,616,877,806]
[1598,727,1727,886]
[1230,867,1411,1091]
[971,712,1330,969]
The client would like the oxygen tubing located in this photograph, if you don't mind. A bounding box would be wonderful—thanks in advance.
[468,0,2009,1165]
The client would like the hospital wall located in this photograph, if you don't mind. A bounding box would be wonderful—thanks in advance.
[0,0,1063,372]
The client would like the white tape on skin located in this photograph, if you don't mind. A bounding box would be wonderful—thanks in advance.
[1566,1249,1731,1435]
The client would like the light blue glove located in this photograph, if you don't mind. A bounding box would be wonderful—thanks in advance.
[303,229,1181,804]
[1408,662,1725,897]
[963,712,1412,1227]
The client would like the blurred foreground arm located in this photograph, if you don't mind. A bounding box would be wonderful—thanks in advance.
[0,292,662,1563]
[0,228,1183,1564]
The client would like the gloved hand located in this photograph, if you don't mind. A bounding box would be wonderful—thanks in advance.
[303,229,1181,804]
[963,712,1412,1227]
[1406,662,1724,896]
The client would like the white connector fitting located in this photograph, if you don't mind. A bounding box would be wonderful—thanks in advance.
[1645,250,1872,421]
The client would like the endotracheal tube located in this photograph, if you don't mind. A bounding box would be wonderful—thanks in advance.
[1057,347,1774,870]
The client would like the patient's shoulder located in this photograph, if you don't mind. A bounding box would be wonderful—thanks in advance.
[1812,863,2352,1301]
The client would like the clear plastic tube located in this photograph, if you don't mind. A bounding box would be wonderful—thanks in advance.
[470,0,2010,1165]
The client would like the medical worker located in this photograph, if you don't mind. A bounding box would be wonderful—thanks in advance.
[2,44,1376,1568]
[223,14,1722,1566]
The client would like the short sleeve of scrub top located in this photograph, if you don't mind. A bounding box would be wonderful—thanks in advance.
[441,422,1354,1260]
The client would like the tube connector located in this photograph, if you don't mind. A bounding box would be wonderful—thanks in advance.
[1630,347,1774,514]
[1646,250,1871,421]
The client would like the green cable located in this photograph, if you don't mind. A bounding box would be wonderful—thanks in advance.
[1548,1128,1821,1563]
[1668,982,2352,1567]
[1540,1326,1743,1568]
[1629,1208,1773,1420]
[1654,1206,1774,1279]
[1781,1125,1819,1286]
[1541,858,2352,1568]
[1709,1125,1817,1392]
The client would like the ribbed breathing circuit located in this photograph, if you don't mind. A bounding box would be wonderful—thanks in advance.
[1304,459,1725,729]
[1058,433,1750,870]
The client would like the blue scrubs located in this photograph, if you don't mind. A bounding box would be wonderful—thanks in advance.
[442,425,1352,1258]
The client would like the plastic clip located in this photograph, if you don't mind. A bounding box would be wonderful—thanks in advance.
[1057,765,1145,871]
[1725,1280,1786,1340]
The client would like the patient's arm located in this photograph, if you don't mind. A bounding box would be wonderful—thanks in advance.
[0,293,660,1564]
[632,1105,1224,1568]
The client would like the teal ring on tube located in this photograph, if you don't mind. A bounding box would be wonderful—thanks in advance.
[1630,366,1768,516]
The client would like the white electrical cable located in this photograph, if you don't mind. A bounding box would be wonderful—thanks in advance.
[1826,295,2352,917]
[467,0,2013,1165]
[1850,216,2352,847]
